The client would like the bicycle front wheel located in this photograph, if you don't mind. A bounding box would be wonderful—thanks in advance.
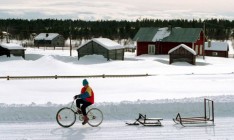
[56,107,76,128]
[87,108,103,127]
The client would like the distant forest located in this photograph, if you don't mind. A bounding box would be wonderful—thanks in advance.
[0,18,234,41]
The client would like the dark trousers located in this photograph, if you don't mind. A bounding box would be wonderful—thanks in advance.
[76,99,92,116]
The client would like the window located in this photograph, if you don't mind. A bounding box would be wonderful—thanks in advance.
[200,45,203,55]
[212,52,218,56]
[195,45,198,54]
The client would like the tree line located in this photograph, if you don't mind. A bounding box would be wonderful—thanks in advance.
[0,18,234,41]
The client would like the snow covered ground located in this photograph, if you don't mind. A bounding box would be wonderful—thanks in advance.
[1,45,234,139]
[1,118,234,140]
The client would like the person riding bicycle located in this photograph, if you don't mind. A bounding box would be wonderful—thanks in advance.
[73,79,94,125]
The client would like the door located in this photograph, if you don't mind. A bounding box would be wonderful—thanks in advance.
[148,44,155,54]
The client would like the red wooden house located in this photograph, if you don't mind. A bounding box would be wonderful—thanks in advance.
[133,27,205,56]
[205,41,229,58]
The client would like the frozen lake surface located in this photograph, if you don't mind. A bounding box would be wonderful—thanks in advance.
[0,118,233,140]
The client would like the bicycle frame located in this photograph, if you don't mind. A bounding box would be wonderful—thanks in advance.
[70,100,77,112]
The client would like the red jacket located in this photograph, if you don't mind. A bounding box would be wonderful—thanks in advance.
[80,86,94,104]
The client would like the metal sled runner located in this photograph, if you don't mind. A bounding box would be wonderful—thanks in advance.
[173,98,214,126]
[126,113,163,126]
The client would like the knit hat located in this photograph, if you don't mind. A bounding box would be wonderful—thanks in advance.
[82,79,89,86]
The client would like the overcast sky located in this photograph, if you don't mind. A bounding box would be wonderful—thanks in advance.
[0,0,234,21]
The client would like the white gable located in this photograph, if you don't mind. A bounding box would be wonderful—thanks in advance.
[34,33,59,40]
[0,43,24,50]
[205,41,228,51]
[168,44,196,55]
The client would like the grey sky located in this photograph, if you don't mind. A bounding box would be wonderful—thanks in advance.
[0,0,233,20]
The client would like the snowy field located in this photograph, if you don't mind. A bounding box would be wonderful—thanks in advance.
[1,45,234,139]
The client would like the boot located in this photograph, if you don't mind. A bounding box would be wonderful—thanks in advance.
[82,115,89,125]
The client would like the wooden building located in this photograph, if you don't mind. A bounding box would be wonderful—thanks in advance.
[124,44,136,52]
[34,33,65,48]
[133,27,205,56]
[77,38,125,60]
[168,44,196,65]
[205,41,229,58]
[0,43,25,59]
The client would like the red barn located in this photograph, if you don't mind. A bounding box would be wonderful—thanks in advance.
[133,27,205,56]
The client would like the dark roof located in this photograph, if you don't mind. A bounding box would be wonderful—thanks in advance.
[133,27,203,43]
[133,27,159,42]
[163,28,203,43]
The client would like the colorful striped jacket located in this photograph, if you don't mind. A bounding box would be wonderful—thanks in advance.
[79,86,94,104]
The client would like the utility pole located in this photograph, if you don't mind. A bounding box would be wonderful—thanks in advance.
[203,22,205,60]
[0,27,2,43]
[69,20,72,56]
[6,27,9,43]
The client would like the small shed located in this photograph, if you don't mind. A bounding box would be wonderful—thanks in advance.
[124,44,136,52]
[205,41,229,58]
[34,33,65,48]
[0,43,25,59]
[168,44,196,65]
[77,38,125,60]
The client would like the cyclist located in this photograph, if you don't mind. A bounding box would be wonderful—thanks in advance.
[73,79,94,125]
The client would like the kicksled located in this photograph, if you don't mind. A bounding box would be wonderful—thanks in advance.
[126,113,163,126]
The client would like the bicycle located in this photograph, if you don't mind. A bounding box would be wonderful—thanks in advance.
[56,100,103,127]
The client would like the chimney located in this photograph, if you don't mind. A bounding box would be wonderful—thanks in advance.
[168,24,172,32]
[208,41,211,48]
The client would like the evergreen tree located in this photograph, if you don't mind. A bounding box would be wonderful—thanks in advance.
[0,18,233,41]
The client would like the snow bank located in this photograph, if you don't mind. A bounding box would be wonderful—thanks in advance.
[1,95,234,123]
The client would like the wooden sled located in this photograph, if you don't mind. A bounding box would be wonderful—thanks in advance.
[173,98,214,126]
[126,113,163,126]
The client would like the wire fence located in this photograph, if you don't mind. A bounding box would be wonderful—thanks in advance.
[0,74,151,80]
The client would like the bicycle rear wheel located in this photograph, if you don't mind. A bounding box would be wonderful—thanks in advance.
[87,108,103,127]
[56,107,76,128]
